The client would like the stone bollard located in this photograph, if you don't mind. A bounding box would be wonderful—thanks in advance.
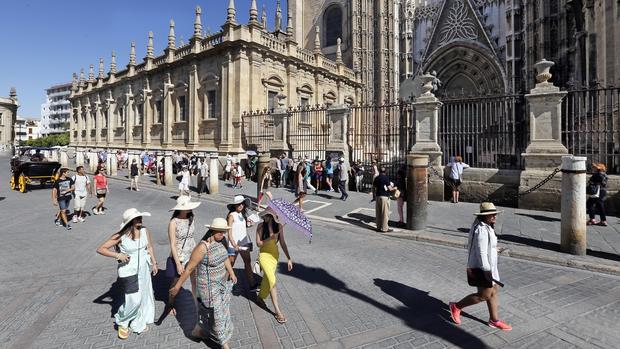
[406,154,429,231]
[110,152,118,176]
[60,151,68,168]
[209,153,219,194]
[560,155,587,255]
[164,153,173,187]
[106,153,113,176]
[156,154,162,185]
[76,150,84,167]
[256,153,271,208]
[90,152,97,172]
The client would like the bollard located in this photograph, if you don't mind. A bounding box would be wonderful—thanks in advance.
[76,150,84,167]
[209,153,219,194]
[110,151,118,176]
[60,151,68,168]
[560,155,587,255]
[106,153,113,176]
[256,153,271,208]
[164,154,173,187]
[406,154,429,231]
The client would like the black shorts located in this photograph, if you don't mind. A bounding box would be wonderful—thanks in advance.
[450,178,462,191]
[96,193,107,199]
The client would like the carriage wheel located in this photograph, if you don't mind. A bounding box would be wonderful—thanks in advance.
[10,176,15,190]
[18,174,26,193]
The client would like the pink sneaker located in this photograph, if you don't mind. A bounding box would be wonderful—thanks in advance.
[449,302,461,325]
[488,319,512,331]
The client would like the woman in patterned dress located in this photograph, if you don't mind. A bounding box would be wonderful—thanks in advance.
[255,208,293,323]
[164,196,200,317]
[170,218,237,348]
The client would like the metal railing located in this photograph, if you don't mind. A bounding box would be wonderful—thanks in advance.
[439,94,526,169]
[562,86,620,174]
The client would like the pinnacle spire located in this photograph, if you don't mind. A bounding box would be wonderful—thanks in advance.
[261,4,267,28]
[336,38,343,63]
[71,73,78,91]
[226,0,236,24]
[168,19,176,49]
[286,3,293,36]
[79,68,86,87]
[194,6,202,38]
[129,41,136,66]
[314,26,321,54]
[9,87,17,99]
[98,58,105,79]
[249,0,258,24]
[147,31,154,58]
[275,0,282,32]
[110,51,117,74]
[88,64,95,82]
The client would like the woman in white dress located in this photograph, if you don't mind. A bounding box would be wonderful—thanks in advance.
[226,195,257,290]
[178,166,191,197]
[96,208,158,340]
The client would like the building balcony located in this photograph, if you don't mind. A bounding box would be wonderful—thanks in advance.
[47,90,71,98]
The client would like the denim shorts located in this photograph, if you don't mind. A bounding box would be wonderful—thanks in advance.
[58,198,71,210]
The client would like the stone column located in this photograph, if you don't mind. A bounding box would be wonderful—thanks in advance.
[84,104,92,145]
[325,104,349,162]
[89,152,97,172]
[106,152,113,176]
[110,150,118,176]
[95,100,102,145]
[270,108,290,157]
[519,59,568,211]
[411,73,443,201]
[209,153,220,194]
[142,88,152,146]
[60,150,68,168]
[162,79,174,147]
[125,90,134,146]
[560,155,587,255]
[164,152,173,187]
[187,64,199,148]
[406,154,428,231]
[76,149,84,167]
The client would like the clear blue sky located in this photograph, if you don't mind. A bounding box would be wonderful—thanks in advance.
[0,0,286,118]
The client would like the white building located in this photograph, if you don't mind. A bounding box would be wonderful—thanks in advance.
[15,117,41,143]
[40,82,71,136]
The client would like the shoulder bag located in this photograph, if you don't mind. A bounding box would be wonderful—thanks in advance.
[197,241,216,340]
[166,218,192,279]
[117,235,140,294]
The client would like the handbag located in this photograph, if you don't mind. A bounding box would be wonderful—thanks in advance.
[117,234,141,294]
[390,189,401,200]
[252,260,262,275]
[196,240,216,338]
[587,182,600,198]
[166,218,192,279]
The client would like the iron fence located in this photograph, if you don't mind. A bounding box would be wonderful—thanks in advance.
[562,87,620,174]
[287,105,330,160]
[439,94,526,169]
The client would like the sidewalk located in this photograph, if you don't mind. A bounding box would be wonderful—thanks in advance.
[107,168,620,275]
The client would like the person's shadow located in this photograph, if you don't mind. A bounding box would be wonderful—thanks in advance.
[282,262,490,348]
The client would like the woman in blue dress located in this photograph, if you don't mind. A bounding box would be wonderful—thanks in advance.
[96,208,158,340]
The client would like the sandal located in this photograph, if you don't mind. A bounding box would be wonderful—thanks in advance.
[117,326,129,340]
[275,313,287,324]
[598,221,608,226]
[587,219,596,225]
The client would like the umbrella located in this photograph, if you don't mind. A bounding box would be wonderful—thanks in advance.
[246,150,258,156]
[267,198,312,243]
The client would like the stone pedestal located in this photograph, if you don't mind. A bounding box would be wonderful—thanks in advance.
[110,151,118,176]
[89,152,97,172]
[164,153,173,187]
[270,110,290,158]
[106,153,113,176]
[325,104,350,163]
[406,154,429,231]
[560,155,587,255]
[209,153,219,194]
[76,150,84,168]
[60,151,68,168]
[519,59,568,211]
[411,90,443,201]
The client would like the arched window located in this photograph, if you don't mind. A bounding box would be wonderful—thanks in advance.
[324,5,342,47]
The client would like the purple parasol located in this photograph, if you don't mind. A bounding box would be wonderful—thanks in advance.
[267,198,313,243]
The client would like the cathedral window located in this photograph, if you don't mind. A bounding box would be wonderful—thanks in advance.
[154,100,162,124]
[268,91,279,111]
[178,95,187,122]
[136,103,144,125]
[324,5,343,47]
[206,90,217,119]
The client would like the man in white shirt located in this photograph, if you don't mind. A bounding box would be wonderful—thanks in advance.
[198,158,209,196]
[72,166,91,223]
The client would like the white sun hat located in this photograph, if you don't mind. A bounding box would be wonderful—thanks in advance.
[119,208,151,230]
[169,195,201,211]
[204,217,232,231]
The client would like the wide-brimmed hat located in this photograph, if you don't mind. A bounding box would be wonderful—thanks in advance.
[169,195,201,211]
[473,202,503,216]
[204,217,231,232]
[592,163,607,172]
[259,207,282,224]
[227,195,251,211]
[119,208,151,230]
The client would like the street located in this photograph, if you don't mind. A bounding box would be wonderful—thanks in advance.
[0,156,619,349]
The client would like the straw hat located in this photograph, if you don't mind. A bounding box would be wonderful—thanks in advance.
[227,195,251,211]
[592,163,607,172]
[473,202,503,216]
[169,195,201,211]
[259,207,282,224]
[119,208,151,230]
[204,217,231,231]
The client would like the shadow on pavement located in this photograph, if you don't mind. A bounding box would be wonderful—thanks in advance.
[498,234,620,261]
[515,213,561,222]
[281,262,490,348]
[334,212,402,231]
[92,279,123,318]
[0,197,4,201]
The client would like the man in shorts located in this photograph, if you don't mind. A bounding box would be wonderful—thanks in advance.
[52,168,75,230]
[72,166,91,223]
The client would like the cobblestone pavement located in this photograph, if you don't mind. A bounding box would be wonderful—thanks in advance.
[1,156,619,348]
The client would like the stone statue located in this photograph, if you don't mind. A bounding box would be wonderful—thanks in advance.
[430,71,441,92]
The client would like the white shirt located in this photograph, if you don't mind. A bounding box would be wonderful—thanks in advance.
[72,174,90,196]
[467,219,499,281]
[448,161,469,180]
[199,162,209,177]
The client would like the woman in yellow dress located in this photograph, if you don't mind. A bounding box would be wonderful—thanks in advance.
[255,208,293,323]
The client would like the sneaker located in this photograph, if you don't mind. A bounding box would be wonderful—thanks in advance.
[93,208,100,215]
[488,319,512,331]
[78,217,85,223]
[55,219,61,226]
[449,302,461,324]
[100,210,106,215]
[66,224,72,231]
[72,216,78,223]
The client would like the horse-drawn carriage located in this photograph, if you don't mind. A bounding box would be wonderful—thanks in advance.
[10,147,62,193]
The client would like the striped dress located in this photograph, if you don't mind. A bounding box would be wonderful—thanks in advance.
[196,241,233,345]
